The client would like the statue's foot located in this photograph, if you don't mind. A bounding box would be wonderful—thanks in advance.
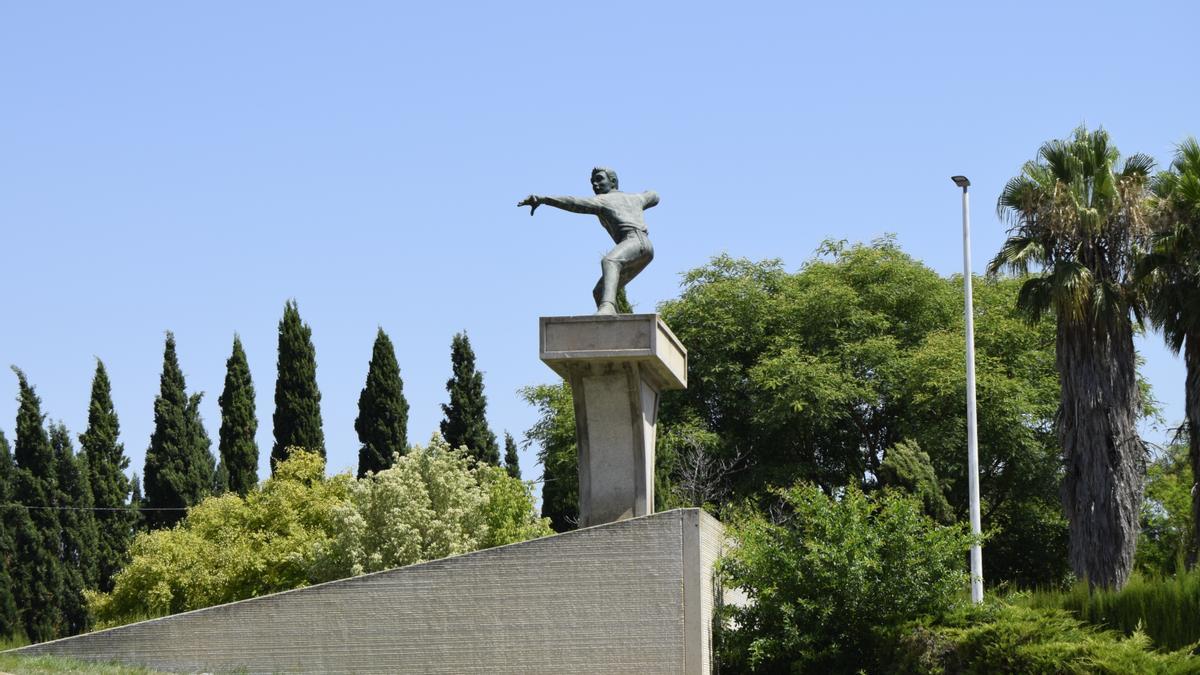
[595,302,618,316]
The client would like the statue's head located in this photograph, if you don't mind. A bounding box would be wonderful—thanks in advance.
[591,166,618,194]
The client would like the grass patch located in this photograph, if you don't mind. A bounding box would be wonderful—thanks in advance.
[1016,568,1200,650]
[0,638,162,674]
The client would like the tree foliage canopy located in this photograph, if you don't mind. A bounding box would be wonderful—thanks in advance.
[272,300,325,469]
[9,368,65,642]
[218,336,259,496]
[440,332,499,466]
[355,328,409,478]
[50,422,97,635]
[0,430,21,640]
[143,333,214,529]
[664,241,1066,584]
[79,360,134,593]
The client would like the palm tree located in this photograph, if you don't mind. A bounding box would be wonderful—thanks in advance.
[1139,137,1200,567]
[989,126,1153,588]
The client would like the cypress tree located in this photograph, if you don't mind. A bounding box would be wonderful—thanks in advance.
[355,328,409,478]
[212,460,229,496]
[0,430,21,640]
[616,287,634,314]
[50,422,96,635]
[9,368,65,641]
[129,472,145,533]
[218,335,259,494]
[272,300,324,470]
[78,360,133,593]
[504,432,521,479]
[440,332,500,465]
[143,333,215,529]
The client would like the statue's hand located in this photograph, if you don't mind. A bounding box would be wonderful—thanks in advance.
[517,195,540,215]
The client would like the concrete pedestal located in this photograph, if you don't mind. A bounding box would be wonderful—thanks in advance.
[540,314,687,527]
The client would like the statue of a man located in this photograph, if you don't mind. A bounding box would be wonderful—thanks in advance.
[519,167,658,315]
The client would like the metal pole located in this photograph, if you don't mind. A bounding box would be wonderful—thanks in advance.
[957,177,984,603]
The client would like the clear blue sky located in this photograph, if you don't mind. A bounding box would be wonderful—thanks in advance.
[2,1,1195,497]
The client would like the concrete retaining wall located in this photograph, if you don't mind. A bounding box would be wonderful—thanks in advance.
[10,508,723,674]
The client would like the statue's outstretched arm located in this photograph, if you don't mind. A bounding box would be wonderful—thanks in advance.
[642,191,660,209]
[518,194,602,216]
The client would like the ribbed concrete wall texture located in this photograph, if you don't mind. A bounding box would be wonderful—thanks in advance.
[9,509,724,674]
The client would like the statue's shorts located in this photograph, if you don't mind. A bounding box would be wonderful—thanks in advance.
[604,229,654,281]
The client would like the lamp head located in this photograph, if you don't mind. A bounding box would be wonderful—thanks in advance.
[951,175,971,188]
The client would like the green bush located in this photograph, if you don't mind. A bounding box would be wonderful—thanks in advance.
[326,435,551,576]
[717,482,974,672]
[88,449,351,623]
[1020,569,1200,651]
[890,602,1200,674]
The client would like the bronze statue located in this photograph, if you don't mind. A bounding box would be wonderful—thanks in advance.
[519,167,658,315]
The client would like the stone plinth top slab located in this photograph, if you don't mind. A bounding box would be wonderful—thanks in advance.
[539,314,687,390]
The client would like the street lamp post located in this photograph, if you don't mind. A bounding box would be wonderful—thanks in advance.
[952,175,984,603]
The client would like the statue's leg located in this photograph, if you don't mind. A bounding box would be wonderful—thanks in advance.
[595,257,621,315]
[595,232,653,315]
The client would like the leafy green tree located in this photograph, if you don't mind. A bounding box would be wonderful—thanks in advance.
[355,328,409,478]
[78,360,133,593]
[0,430,21,640]
[1136,438,1194,575]
[218,335,259,495]
[1141,137,1200,568]
[440,332,499,465]
[9,368,65,641]
[143,333,215,529]
[647,242,1067,586]
[503,432,520,479]
[718,483,974,673]
[877,439,953,524]
[272,300,324,470]
[520,381,577,531]
[990,127,1153,588]
[50,422,96,635]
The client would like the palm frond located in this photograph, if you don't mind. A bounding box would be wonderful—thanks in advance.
[1015,275,1054,323]
[988,235,1047,277]
[1121,153,1156,178]
[1049,260,1094,323]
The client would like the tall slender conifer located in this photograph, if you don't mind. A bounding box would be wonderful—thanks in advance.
[440,332,499,465]
[9,368,65,641]
[0,430,20,639]
[129,472,145,533]
[79,360,133,592]
[355,328,408,477]
[503,432,521,479]
[218,336,259,494]
[143,333,214,529]
[272,301,324,470]
[51,422,95,635]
